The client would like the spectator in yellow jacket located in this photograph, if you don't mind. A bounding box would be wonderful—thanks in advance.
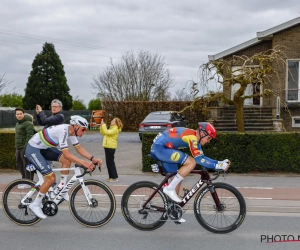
[100,117,123,182]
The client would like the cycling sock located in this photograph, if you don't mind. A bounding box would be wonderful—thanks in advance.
[32,192,45,206]
[59,174,68,188]
[167,174,184,190]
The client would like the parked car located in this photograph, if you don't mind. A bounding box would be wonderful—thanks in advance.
[138,111,187,141]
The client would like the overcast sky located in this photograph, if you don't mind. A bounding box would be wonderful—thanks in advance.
[1,0,300,105]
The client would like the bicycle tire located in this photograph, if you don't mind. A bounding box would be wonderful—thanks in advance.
[194,182,246,234]
[69,180,116,227]
[2,179,42,226]
[121,181,168,231]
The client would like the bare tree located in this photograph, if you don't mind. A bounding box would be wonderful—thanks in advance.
[172,81,196,101]
[193,48,286,132]
[0,74,15,98]
[91,51,174,101]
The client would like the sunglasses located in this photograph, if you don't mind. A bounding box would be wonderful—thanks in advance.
[81,127,86,132]
[202,131,212,141]
[206,136,212,141]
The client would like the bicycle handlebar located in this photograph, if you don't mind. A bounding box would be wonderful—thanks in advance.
[75,163,99,178]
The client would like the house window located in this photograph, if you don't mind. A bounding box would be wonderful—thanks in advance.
[292,116,300,127]
[287,61,300,101]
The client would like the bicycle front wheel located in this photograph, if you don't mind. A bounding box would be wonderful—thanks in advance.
[194,182,246,234]
[2,179,42,226]
[121,181,168,231]
[69,180,116,227]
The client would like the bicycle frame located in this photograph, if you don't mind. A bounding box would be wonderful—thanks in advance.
[142,167,222,212]
[20,166,93,206]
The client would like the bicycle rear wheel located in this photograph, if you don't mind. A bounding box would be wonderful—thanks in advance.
[2,179,42,226]
[194,182,246,234]
[69,180,116,227]
[121,181,168,231]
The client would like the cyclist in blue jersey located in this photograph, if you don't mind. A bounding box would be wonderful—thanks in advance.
[150,122,230,222]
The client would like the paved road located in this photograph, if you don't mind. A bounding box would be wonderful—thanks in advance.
[1,211,300,250]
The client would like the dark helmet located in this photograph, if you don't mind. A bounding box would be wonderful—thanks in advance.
[198,122,217,139]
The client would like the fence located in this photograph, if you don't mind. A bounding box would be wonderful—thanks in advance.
[0,110,91,129]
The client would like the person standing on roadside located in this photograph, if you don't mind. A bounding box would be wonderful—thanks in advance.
[36,99,64,127]
[100,117,123,182]
[15,108,36,188]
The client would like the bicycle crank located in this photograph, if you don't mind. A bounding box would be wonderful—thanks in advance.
[167,204,183,221]
[42,201,58,216]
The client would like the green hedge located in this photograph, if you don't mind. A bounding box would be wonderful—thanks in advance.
[142,132,300,173]
[0,131,16,169]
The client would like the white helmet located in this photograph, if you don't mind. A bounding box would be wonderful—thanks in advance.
[70,115,88,128]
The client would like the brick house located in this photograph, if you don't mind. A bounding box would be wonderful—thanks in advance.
[208,17,300,131]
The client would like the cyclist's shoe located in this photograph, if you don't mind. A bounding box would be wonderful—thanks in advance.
[163,187,182,203]
[29,204,47,219]
[178,218,186,223]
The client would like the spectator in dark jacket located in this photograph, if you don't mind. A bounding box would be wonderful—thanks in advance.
[35,99,70,190]
[15,108,36,188]
[36,99,64,127]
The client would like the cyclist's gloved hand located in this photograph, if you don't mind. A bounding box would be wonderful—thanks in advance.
[26,163,36,172]
[216,160,230,171]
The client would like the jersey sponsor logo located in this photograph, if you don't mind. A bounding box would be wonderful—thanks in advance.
[62,131,67,144]
[165,142,174,149]
[201,159,205,163]
[170,152,180,162]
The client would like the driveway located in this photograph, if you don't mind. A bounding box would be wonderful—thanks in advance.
[61,131,144,175]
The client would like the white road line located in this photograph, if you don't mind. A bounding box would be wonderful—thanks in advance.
[244,197,273,200]
[236,187,274,189]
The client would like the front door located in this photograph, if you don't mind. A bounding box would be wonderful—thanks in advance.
[231,83,253,106]
[253,83,261,106]
[231,83,261,106]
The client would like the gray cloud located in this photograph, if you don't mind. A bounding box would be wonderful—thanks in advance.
[1,0,300,104]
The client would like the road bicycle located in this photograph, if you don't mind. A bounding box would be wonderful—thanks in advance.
[2,164,116,227]
[121,161,246,234]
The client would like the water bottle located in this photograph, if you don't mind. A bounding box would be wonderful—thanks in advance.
[151,164,159,173]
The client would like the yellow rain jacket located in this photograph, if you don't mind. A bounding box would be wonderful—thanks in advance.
[100,124,122,149]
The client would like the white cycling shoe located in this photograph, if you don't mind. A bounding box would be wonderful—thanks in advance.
[29,204,47,219]
[163,187,182,203]
[178,218,186,223]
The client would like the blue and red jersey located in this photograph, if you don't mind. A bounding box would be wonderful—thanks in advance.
[151,127,217,169]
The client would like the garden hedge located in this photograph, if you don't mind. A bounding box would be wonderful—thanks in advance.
[0,130,16,169]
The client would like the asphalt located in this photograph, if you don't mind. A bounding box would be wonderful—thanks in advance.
[1,132,300,214]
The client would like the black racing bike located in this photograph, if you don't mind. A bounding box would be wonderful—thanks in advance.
[121,161,246,234]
